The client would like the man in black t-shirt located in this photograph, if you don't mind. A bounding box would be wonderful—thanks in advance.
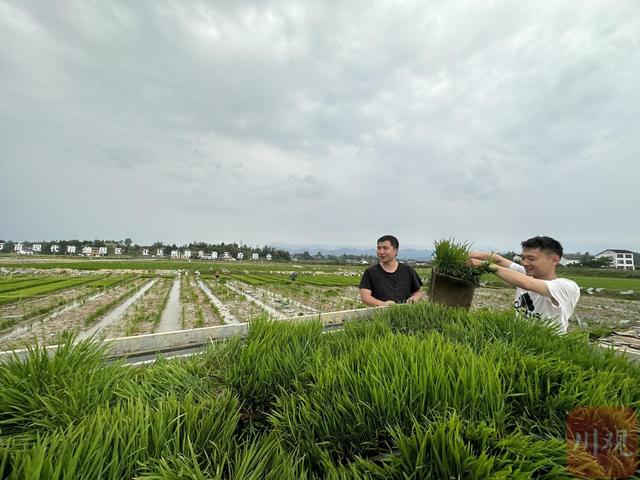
[359,235,424,306]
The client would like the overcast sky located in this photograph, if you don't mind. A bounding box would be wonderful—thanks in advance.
[1,1,638,253]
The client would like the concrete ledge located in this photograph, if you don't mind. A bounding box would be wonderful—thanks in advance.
[0,306,385,362]
[4,305,638,365]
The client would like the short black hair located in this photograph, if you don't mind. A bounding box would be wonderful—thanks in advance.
[521,236,563,258]
[377,235,399,250]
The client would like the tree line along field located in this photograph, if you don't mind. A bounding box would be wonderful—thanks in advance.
[0,258,639,350]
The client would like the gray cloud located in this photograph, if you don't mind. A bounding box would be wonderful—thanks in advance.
[1,0,639,251]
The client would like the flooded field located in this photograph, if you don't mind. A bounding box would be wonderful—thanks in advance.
[0,261,638,350]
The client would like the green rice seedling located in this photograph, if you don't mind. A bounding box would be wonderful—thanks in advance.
[224,434,307,480]
[298,275,360,287]
[133,440,211,480]
[226,317,324,409]
[342,316,392,340]
[0,275,32,286]
[123,279,172,336]
[5,392,240,480]
[156,278,173,327]
[317,317,392,360]
[6,275,139,327]
[127,354,225,402]
[0,333,133,443]
[125,308,146,336]
[431,238,494,285]
[378,303,640,394]
[271,331,508,472]
[225,316,324,414]
[210,281,238,301]
[499,350,639,438]
[382,414,569,479]
[2,295,639,478]
[197,335,244,378]
[320,414,571,479]
[468,309,640,392]
[0,277,69,295]
[231,274,275,286]
[139,433,307,480]
[195,307,205,328]
[0,444,10,477]
[378,301,472,337]
[0,276,104,306]
[376,304,640,433]
[207,297,221,320]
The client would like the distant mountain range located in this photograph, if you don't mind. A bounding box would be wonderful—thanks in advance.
[275,244,433,261]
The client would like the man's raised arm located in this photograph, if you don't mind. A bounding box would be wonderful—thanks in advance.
[468,251,513,268]
[467,257,552,300]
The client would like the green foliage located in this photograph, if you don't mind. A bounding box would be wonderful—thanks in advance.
[225,317,324,413]
[138,433,307,480]
[5,392,240,479]
[323,414,570,479]
[0,276,105,305]
[431,238,493,285]
[2,305,640,478]
[0,277,74,295]
[271,331,509,470]
[578,256,614,268]
[0,333,133,442]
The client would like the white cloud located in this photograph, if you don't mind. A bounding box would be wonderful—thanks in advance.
[1,0,639,251]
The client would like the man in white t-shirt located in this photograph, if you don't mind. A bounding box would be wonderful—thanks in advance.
[468,236,580,333]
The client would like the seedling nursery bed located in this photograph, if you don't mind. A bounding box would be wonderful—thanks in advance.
[1,302,639,479]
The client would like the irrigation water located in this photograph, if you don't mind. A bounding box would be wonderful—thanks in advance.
[156,277,182,333]
[77,279,157,340]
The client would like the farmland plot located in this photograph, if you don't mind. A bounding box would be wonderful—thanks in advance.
[99,277,173,338]
[226,279,318,318]
[0,274,114,329]
[0,274,136,331]
[0,275,108,306]
[202,278,265,322]
[0,276,146,349]
[242,280,362,312]
[179,273,223,329]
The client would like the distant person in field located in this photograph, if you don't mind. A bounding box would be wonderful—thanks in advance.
[467,236,580,333]
[359,235,424,306]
